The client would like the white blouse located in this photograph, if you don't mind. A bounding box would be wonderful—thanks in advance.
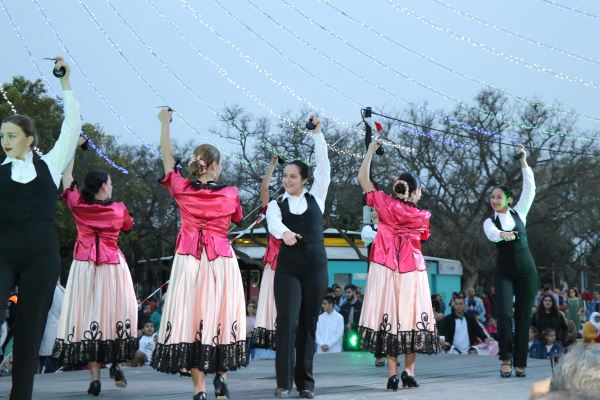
[483,167,536,242]
[1,90,81,188]
[266,132,331,239]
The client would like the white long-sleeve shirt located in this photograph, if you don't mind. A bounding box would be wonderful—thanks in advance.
[483,167,536,242]
[266,132,330,239]
[39,284,65,356]
[360,224,378,246]
[1,90,81,188]
[315,310,344,354]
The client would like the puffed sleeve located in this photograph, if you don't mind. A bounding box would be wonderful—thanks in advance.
[60,181,80,209]
[159,169,188,194]
[121,206,134,232]
[366,190,390,213]
[232,191,243,224]
[421,219,431,241]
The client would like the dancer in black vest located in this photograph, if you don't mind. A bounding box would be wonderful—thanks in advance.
[266,115,330,399]
[483,145,537,378]
[0,57,81,399]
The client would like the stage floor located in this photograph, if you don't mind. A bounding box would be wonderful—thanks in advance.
[0,352,551,399]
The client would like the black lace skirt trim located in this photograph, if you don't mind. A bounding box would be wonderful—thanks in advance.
[358,326,439,356]
[251,327,276,350]
[150,340,248,374]
[52,338,138,366]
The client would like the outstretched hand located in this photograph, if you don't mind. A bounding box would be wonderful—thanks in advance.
[158,108,173,124]
[516,145,526,160]
[309,114,321,133]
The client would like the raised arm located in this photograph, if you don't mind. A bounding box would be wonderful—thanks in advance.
[513,145,536,219]
[61,136,90,189]
[158,108,175,175]
[260,156,279,208]
[358,140,381,193]
[307,115,331,208]
[43,56,82,175]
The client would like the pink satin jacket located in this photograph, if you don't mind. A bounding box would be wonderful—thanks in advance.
[62,184,133,265]
[366,190,431,273]
[160,170,243,261]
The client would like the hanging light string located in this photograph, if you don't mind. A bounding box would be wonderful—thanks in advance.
[538,0,600,22]
[371,109,599,157]
[146,0,409,155]
[97,0,361,161]
[0,0,129,173]
[276,0,599,142]
[160,0,408,154]
[384,0,600,91]
[0,84,18,114]
[317,0,600,129]
[432,0,600,66]
[76,1,252,167]
[204,0,415,154]
[30,0,168,162]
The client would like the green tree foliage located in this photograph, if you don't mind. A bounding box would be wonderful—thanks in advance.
[2,77,599,293]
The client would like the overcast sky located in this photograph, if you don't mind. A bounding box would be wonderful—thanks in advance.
[2,0,598,160]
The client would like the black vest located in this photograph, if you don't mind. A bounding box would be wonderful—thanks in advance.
[493,209,529,265]
[278,193,324,244]
[0,159,59,254]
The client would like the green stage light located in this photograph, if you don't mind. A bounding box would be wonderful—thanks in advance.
[347,332,360,350]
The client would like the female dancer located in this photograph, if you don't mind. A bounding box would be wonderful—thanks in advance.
[252,156,282,351]
[0,56,81,400]
[152,108,247,400]
[53,147,138,396]
[483,145,537,378]
[357,140,437,391]
[266,115,330,399]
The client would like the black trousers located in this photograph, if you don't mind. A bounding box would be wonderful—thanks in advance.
[494,248,537,369]
[274,243,328,391]
[0,251,60,400]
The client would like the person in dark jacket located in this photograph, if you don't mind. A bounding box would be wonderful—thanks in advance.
[530,295,568,346]
[439,297,489,354]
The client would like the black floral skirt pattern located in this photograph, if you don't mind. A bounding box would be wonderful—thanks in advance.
[53,320,137,366]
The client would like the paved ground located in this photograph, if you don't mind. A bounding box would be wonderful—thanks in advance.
[0,352,551,399]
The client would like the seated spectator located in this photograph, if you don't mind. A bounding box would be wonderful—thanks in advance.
[324,287,339,312]
[340,284,362,351]
[465,288,486,324]
[486,317,498,340]
[316,297,344,354]
[535,284,559,308]
[431,294,444,322]
[132,321,157,366]
[590,291,600,315]
[439,296,489,355]
[582,312,600,344]
[38,282,64,374]
[531,295,568,346]
[549,344,600,396]
[528,328,564,360]
[150,299,163,333]
[356,285,364,301]
[529,326,538,350]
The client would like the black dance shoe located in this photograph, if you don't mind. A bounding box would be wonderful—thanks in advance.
[500,361,513,378]
[109,364,127,388]
[274,388,292,398]
[400,371,419,388]
[374,357,385,367]
[214,374,230,400]
[193,392,207,400]
[87,380,101,396]
[515,368,526,378]
[299,389,315,398]
[386,375,399,391]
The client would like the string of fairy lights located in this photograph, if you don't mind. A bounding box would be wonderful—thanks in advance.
[384,0,600,91]
[316,0,600,132]
[1,0,598,170]
[272,0,599,142]
[0,0,129,173]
